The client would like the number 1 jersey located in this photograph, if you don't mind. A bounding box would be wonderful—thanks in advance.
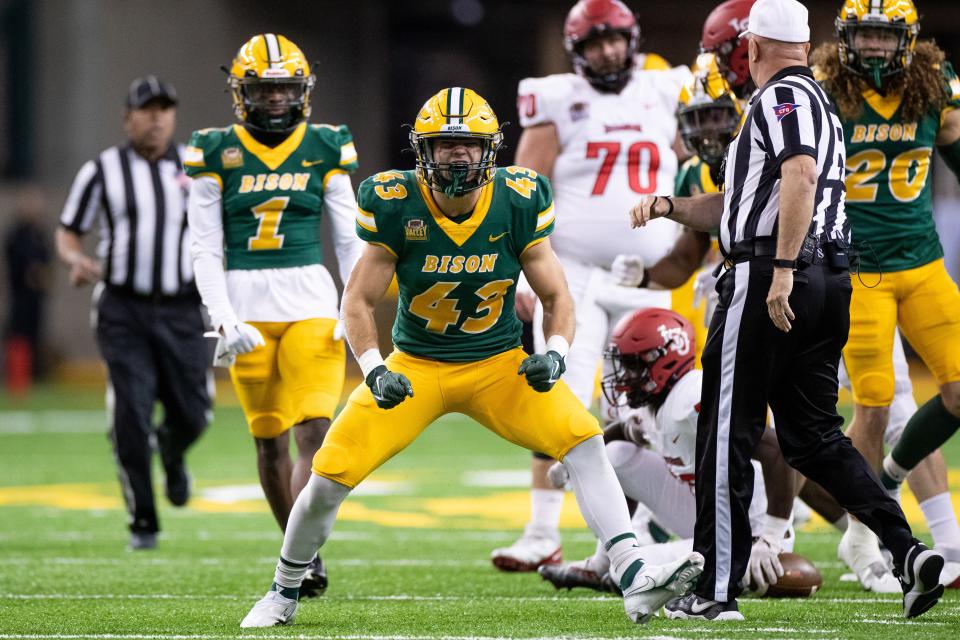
[518,62,690,268]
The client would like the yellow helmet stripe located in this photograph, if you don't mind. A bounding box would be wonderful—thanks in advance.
[447,87,463,124]
[264,33,281,67]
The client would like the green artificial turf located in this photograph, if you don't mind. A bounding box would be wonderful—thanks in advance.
[0,386,958,639]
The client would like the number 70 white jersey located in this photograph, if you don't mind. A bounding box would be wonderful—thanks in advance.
[517,62,691,269]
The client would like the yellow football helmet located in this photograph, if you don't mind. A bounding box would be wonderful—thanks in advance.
[228,34,315,133]
[409,87,503,197]
[836,0,919,87]
[677,53,743,170]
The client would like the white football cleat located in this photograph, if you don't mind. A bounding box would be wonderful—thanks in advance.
[621,552,705,624]
[838,526,901,593]
[491,527,561,572]
[240,590,298,628]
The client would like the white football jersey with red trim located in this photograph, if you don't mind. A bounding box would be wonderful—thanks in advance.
[652,369,700,486]
[517,60,691,269]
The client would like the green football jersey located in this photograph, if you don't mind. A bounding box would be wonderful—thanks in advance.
[356,167,555,362]
[831,62,960,272]
[184,122,358,270]
[674,156,719,197]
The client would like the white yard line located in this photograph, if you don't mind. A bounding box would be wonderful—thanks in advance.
[0,530,599,543]
[0,557,489,567]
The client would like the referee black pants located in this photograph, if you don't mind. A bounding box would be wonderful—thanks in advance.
[95,287,211,534]
[693,259,914,602]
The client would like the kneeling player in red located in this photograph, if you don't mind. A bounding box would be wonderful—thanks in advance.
[240,88,705,627]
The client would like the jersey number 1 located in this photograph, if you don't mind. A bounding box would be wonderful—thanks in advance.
[586,141,659,195]
[248,196,288,251]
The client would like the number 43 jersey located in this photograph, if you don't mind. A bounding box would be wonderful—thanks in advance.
[517,62,691,268]
[356,167,554,362]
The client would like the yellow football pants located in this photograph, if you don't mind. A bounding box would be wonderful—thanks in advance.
[312,348,602,488]
[230,318,345,439]
[844,258,960,406]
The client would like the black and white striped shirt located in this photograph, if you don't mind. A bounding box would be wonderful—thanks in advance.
[60,144,195,297]
[720,66,847,255]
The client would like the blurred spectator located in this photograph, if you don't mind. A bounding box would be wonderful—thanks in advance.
[4,186,51,395]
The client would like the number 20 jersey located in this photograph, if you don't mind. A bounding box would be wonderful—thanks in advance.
[517,61,691,268]
[355,167,554,362]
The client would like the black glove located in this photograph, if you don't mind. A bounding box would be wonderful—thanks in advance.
[517,350,566,393]
[365,365,414,409]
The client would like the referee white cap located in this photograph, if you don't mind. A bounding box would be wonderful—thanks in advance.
[739,0,810,43]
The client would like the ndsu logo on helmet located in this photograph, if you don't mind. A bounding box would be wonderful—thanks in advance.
[405,218,428,241]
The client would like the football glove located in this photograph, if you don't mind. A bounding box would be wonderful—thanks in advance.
[517,351,566,393]
[744,532,784,591]
[365,365,414,409]
[611,254,646,287]
[546,461,570,490]
[222,322,266,356]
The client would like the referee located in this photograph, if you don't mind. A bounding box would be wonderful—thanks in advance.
[56,76,211,550]
[629,0,943,620]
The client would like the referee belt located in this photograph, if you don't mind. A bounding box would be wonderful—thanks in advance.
[105,284,200,304]
[720,235,850,273]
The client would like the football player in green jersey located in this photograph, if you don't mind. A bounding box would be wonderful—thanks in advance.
[240,87,705,628]
[186,34,365,595]
[811,0,960,589]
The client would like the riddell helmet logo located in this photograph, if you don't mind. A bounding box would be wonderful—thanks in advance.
[658,324,691,356]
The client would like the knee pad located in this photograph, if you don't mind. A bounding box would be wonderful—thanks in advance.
[248,414,288,439]
[852,371,895,407]
[311,442,352,482]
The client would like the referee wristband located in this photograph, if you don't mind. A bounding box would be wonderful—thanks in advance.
[545,335,570,358]
[773,259,797,270]
[357,348,385,378]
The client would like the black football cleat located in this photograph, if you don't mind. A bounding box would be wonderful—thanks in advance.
[158,430,190,507]
[300,555,328,598]
[538,561,614,593]
[664,593,744,620]
[898,542,944,619]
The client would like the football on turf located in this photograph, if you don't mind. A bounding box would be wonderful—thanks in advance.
[750,552,822,597]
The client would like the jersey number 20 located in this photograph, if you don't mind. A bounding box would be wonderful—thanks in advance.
[586,141,659,195]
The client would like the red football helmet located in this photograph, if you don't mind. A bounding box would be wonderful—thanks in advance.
[602,308,696,408]
[564,0,640,93]
[700,0,756,99]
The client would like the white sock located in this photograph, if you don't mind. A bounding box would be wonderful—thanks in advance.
[585,538,611,575]
[273,474,351,588]
[919,492,960,551]
[562,436,643,587]
[528,488,564,539]
[831,514,849,532]
[635,539,694,566]
[883,454,910,485]
[846,516,876,544]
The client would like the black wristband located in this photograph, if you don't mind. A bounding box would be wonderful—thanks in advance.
[773,259,797,270]
[661,195,675,218]
[637,270,651,288]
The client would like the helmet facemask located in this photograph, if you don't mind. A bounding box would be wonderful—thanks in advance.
[602,346,664,409]
[678,100,740,170]
[568,27,638,94]
[410,131,502,198]
[837,19,918,90]
[231,73,314,133]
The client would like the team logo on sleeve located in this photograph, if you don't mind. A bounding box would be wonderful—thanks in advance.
[221,147,244,169]
[569,102,589,122]
[404,218,429,241]
[772,102,801,121]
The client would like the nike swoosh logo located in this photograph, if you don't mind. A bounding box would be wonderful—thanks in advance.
[671,435,680,444]
[301,159,324,167]
[689,598,716,614]
[488,232,509,242]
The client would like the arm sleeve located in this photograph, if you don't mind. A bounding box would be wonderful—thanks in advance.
[324,171,364,286]
[60,159,104,235]
[758,84,818,165]
[187,175,237,329]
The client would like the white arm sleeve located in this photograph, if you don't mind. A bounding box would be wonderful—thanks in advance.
[187,176,238,329]
[324,171,364,288]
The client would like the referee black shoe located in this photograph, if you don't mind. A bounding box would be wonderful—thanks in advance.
[664,594,744,621]
[158,430,191,507]
[300,555,328,598]
[898,542,944,618]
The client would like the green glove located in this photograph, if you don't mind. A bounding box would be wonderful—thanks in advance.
[518,351,566,393]
[365,365,414,409]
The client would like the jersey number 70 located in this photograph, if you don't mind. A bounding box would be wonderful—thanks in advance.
[586,141,659,195]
